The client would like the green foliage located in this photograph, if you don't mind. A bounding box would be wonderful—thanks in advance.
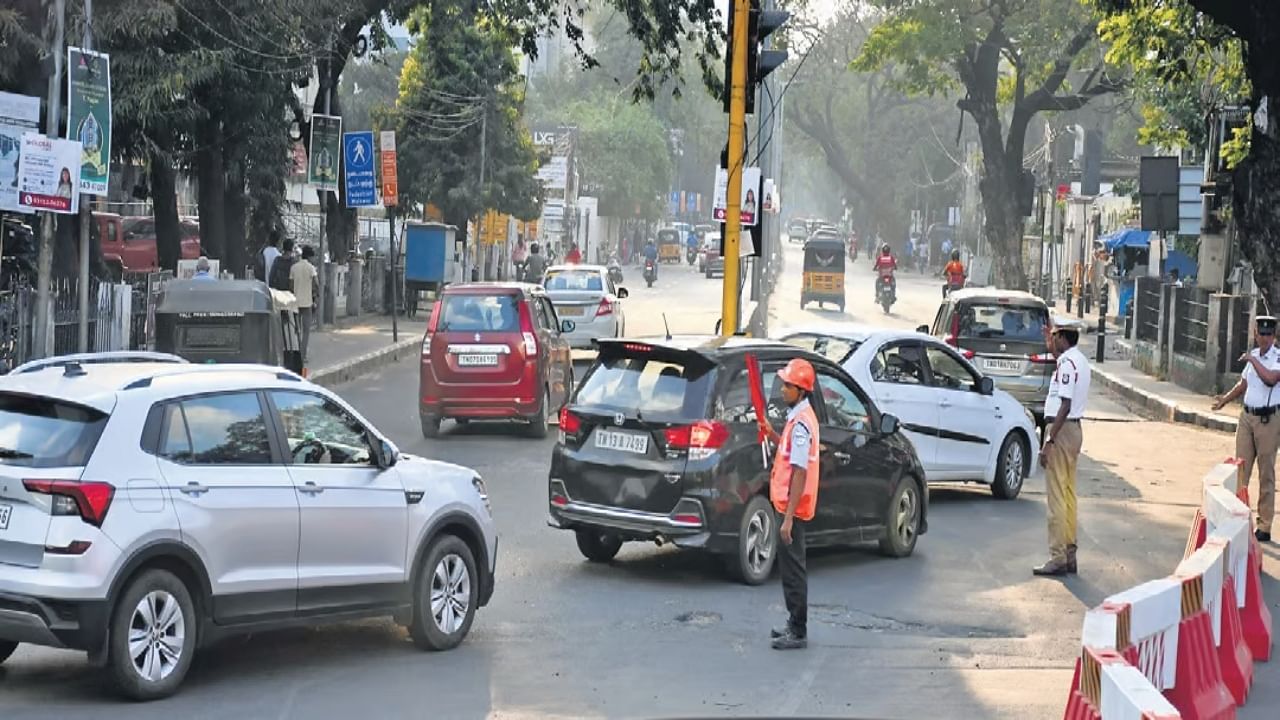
[339,51,408,133]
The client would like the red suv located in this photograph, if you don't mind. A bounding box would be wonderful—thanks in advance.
[420,283,574,438]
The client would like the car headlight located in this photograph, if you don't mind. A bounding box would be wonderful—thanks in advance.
[472,475,491,515]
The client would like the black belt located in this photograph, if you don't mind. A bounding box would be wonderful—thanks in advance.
[1244,406,1276,417]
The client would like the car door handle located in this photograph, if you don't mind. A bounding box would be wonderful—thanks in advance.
[938,399,952,408]
[298,481,325,495]
[178,482,208,496]
[833,450,852,465]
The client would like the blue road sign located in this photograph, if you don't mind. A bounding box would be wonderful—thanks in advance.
[344,131,376,208]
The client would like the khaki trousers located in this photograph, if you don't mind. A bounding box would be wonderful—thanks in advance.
[1236,410,1279,533]
[1046,420,1083,562]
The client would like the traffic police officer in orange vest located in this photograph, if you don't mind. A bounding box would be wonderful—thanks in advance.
[1213,315,1280,542]
[761,358,821,650]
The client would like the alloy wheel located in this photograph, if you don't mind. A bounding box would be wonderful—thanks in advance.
[895,486,919,545]
[127,590,186,683]
[431,553,472,635]
[745,508,775,576]
[1004,441,1025,492]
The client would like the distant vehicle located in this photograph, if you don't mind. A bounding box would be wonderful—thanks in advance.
[925,288,1053,426]
[420,282,574,438]
[542,265,628,349]
[703,233,725,278]
[780,325,1037,499]
[0,362,496,699]
[548,336,927,585]
[786,220,808,244]
[95,213,202,277]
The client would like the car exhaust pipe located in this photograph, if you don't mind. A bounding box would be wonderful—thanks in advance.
[654,534,668,547]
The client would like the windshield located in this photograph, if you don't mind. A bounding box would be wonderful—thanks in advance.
[545,269,604,292]
[0,394,109,467]
[781,334,862,365]
[959,303,1048,342]
[575,351,714,422]
[439,294,520,332]
[658,230,679,244]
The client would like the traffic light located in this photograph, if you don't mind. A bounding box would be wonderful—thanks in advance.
[723,0,791,114]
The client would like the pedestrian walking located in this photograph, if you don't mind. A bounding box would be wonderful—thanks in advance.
[290,245,319,363]
[1212,315,1280,542]
[759,358,820,649]
[1035,323,1091,576]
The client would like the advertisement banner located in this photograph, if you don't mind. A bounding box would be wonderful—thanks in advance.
[308,114,342,191]
[380,130,398,206]
[342,131,376,208]
[0,91,40,213]
[712,166,761,226]
[17,133,83,214]
[66,47,112,196]
[763,178,776,213]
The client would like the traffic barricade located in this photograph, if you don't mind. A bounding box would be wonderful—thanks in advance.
[1100,663,1181,720]
[1065,646,1130,720]
[1204,517,1255,705]
[1167,544,1235,720]
[1202,465,1272,663]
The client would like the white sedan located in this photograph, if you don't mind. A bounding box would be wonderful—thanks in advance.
[778,324,1039,499]
[541,264,628,349]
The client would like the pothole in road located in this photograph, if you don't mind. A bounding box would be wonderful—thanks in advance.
[809,604,1019,639]
[674,610,723,626]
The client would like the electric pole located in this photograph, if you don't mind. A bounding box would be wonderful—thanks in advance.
[720,0,749,337]
[317,58,331,328]
[77,0,93,353]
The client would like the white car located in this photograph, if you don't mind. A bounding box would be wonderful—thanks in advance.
[779,324,1038,499]
[542,264,628,349]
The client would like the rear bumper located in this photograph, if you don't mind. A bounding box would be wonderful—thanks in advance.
[564,318,619,348]
[548,499,705,536]
[420,400,539,419]
[420,368,541,419]
[0,591,107,651]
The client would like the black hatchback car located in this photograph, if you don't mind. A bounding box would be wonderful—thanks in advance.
[547,336,928,584]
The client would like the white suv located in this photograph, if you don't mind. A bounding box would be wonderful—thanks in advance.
[0,361,496,699]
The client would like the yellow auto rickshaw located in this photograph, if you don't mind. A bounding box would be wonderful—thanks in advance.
[801,236,846,312]
[657,228,682,264]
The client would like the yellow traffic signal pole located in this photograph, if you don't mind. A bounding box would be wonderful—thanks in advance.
[721,0,750,338]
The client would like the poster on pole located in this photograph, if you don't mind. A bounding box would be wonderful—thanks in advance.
[712,166,761,226]
[308,114,342,191]
[762,178,776,213]
[66,47,112,196]
[17,133,83,214]
[0,92,41,213]
[380,130,398,206]
[342,131,376,207]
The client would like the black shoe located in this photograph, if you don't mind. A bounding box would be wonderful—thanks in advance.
[1258,529,1272,543]
[771,626,788,639]
[1033,558,1071,577]
[771,630,807,650]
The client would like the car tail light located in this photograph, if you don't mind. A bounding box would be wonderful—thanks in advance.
[423,300,442,355]
[1029,353,1056,364]
[559,407,582,433]
[518,302,539,355]
[24,480,115,527]
[595,299,613,317]
[671,499,705,526]
[664,420,730,460]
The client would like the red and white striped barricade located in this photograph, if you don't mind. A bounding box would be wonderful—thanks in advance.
[1167,543,1235,719]
[1100,662,1182,719]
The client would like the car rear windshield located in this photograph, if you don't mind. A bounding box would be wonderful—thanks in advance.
[576,349,715,422]
[0,393,109,467]
[438,293,521,332]
[959,302,1048,342]
[544,270,603,292]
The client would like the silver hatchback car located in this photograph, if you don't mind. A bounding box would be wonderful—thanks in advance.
[0,361,496,699]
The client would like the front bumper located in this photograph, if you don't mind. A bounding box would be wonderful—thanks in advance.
[0,591,107,651]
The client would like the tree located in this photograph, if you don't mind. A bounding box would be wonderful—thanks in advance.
[855,0,1123,288]
[1095,1,1280,298]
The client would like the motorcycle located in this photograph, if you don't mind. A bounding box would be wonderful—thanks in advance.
[643,259,658,288]
[608,262,624,285]
[877,275,896,314]
[687,247,698,265]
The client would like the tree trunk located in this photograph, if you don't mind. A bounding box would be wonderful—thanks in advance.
[224,158,248,278]
[312,63,355,261]
[195,118,227,261]
[1233,72,1280,304]
[150,147,182,273]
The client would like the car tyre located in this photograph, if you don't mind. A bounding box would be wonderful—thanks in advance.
[421,415,441,439]
[106,569,197,701]
[992,432,1027,500]
[409,535,477,651]
[878,477,922,558]
[526,388,550,439]
[0,640,17,664]
[725,495,777,585]
[575,529,623,562]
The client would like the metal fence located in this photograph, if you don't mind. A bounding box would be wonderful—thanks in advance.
[1173,287,1211,358]
[1134,277,1163,343]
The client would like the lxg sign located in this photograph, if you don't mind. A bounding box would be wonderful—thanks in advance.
[531,126,577,149]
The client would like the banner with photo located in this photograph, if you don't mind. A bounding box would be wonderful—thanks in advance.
[0,92,41,213]
[67,47,112,196]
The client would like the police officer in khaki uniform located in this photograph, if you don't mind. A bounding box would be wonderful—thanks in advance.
[1213,315,1280,542]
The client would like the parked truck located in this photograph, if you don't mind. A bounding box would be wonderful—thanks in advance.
[94,212,202,277]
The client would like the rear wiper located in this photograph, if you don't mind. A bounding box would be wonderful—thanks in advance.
[0,448,34,459]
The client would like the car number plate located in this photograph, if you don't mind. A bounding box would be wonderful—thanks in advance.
[0,503,10,531]
[458,353,499,367]
[594,430,649,455]
[983,358,1022,372]
[558,306,585,317]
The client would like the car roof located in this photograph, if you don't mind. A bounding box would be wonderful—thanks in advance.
[777,323,932,346]
[0,362,307,413]
[597,335,798,358]
[947,287,1047,306]
[443,281,542,295]
[546,264,606,273]
[11,351,188,375]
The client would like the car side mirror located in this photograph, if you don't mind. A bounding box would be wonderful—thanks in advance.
[976,376,994,395]
[616,287,629,299]
[879,413,900,435]
[561,319,576,334]
[378,439,398,468]
[916,324,929,334]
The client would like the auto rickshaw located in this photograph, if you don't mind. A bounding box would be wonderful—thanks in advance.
[657,228,683,264]
[154,279,304,373]
[801,236,846,312]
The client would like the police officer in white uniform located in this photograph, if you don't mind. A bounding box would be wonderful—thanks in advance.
[1213,315,1280,542]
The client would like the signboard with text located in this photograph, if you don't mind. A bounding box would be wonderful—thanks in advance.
[17,133,82,214]
[712,166,761,226]
[342,131,376,207]
[0,91,40,213]
[308,114,342,191]
[380,130,398,206]
[66,46,112,196]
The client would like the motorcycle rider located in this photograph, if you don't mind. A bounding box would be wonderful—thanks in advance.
[523,242,548,283]
[873,243,898,302]
[642,237,659,280]
[943,250,966,296]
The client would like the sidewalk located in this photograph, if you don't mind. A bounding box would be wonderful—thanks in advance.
[304,314,426,388]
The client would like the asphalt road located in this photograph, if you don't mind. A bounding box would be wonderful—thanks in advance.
[2,251,1276,719]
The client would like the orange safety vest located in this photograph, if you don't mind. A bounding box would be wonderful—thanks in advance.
[770,403,821,521]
